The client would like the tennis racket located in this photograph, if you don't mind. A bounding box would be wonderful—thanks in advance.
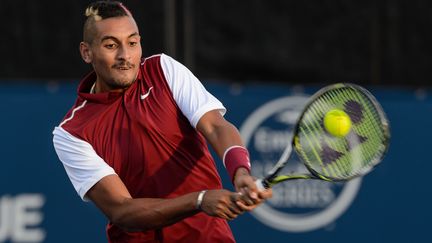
[255,83,390,190]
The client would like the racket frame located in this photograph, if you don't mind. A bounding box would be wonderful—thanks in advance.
[257,83,390,189]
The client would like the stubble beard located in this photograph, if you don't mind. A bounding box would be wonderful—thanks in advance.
[108,61,138,89]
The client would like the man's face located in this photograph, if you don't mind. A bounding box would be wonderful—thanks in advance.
[84,16,142,91]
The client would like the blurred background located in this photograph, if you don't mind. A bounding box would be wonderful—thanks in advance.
[2,0,432,86]
[0,0,431,242]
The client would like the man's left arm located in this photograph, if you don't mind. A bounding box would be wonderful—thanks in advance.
[196,110,272,210]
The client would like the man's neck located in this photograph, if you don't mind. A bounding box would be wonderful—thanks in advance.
[92,79,127,94]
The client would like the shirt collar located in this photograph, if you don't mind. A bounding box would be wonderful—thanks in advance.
[77,70,140,104]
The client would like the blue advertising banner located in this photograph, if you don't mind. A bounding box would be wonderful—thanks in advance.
[0,81,430,242]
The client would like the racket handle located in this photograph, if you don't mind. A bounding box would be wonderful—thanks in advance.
[255,178,267,191]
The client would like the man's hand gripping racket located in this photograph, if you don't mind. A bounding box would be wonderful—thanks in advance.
[255,83,390,190]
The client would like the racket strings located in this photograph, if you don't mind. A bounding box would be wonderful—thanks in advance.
[348,90,387,166]
[331,88,384,175]
[304,91,352,178]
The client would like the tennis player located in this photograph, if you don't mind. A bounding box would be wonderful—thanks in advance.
[52,1,271,242]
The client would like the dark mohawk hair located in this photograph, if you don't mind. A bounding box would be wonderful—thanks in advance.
[83,1,132,43]
[84,1,131,21]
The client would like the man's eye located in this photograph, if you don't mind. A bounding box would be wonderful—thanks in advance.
[129,42,138,47]
[105,44,117,49]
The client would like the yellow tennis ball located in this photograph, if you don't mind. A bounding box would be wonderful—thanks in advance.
[323,109,352,137]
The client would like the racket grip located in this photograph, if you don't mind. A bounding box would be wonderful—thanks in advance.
[255,179,266,191]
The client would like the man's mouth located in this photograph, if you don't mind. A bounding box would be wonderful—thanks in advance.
[113,63,134,70]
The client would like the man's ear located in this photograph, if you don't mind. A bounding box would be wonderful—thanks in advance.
[80,42,93,63]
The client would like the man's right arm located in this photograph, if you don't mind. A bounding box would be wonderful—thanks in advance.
[86,174,243,231]
[53,126,243,232]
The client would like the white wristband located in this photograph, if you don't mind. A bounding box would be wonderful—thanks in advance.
[196,190,207,210]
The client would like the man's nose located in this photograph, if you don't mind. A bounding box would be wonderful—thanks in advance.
[117,45,130,60]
